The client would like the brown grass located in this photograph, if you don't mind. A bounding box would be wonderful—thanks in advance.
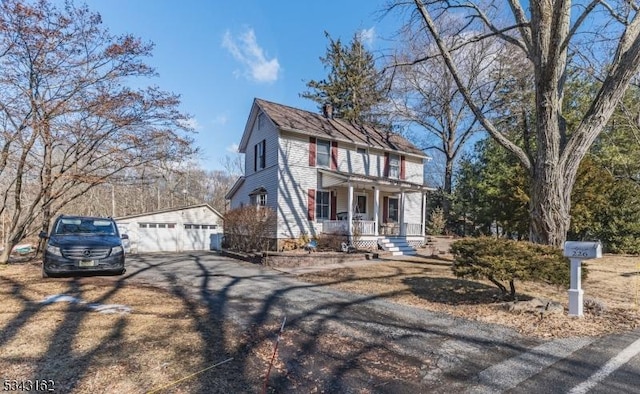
[296,254,640,338]
[0,262,264,393]
[0,261,427,393]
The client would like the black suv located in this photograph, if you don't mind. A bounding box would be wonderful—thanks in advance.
[40,215,127,277]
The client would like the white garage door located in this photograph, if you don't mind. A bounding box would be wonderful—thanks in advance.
[137,223,178,252]
[183,224,218,251]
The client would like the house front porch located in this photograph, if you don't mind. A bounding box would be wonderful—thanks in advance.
[317,169,434,250]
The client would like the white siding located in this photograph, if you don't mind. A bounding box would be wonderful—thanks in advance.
[245,110,279,177]
[232,109,281,222]
[277,133,319,238]
[404,157,424,184]
[403,193,423,225]
[116,206,223,253]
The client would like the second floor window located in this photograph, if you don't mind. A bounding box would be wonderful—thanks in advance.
[316,139,330,168]
[388,154,400,179]
[254,139,266,171]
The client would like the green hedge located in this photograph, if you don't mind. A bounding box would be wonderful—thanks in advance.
[450,237,580,299]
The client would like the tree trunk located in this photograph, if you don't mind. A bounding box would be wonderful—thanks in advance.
[442,156,454,226]
[0,246,9,264]
[529,165,572,247]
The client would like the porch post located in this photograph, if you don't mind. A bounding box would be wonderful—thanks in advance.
[373,187,379,236]
[347,183,354,242]
[400,190,406,236]
[421,192,427,237]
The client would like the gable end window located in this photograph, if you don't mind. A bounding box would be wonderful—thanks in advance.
[254,139,266,171]
[257,112,265,129]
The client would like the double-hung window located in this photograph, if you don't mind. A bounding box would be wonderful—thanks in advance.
[388,198,399,222]
[388,154,400,179]
[316,139,330,168]
[315,190,330,220]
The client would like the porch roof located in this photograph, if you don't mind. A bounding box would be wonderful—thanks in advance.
[319,169,435,193]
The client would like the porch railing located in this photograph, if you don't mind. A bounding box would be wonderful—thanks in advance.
[322,221,422,236]
[354,220,376,236]
[322,220,376,236]
[322,220,348,235]
[403,223,423,236]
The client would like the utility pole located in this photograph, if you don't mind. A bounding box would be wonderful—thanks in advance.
[111,183,116,217]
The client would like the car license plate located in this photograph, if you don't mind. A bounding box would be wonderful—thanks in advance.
[79,260,95,267]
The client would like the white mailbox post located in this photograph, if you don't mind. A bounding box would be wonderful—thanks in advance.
[563,241,602,316]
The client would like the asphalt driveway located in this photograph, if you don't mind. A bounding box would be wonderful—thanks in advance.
[115,252,639,393]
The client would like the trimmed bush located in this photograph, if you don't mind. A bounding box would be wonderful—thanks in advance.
[450,237,580,299]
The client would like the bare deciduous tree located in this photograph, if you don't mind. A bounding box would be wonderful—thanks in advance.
[0,0,196,262]
[388,17,502,221]
[400,0,640,246]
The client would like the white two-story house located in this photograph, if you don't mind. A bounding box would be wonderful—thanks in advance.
[226,98,433,252]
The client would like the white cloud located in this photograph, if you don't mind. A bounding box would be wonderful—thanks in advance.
[226,143,239,153]
[222,28,280,83]
[359,27,375,47]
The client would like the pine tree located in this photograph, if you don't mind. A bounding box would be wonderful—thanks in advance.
[301,32,387,124]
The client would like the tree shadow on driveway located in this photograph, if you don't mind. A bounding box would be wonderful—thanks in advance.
[1,253,546,393]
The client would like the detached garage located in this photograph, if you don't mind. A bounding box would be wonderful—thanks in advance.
[115,204,224,253]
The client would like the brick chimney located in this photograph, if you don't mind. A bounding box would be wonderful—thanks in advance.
[322,103,333,119]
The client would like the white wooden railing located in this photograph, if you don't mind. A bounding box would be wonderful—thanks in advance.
[322,220,377,236]
[403,223,423,236]
[353,220,376,235]
[322,221,421,236]
[322,221,348,235]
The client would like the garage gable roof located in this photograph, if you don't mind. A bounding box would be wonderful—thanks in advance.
[115,203,224,221]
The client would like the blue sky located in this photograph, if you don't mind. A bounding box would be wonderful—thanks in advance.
[73,0,400,172]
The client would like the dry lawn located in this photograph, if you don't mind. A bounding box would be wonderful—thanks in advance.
[0,262,278,393]
[296,254,640,338]
[0,261,427,393]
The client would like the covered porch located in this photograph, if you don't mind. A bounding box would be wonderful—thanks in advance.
[317,170,433,241]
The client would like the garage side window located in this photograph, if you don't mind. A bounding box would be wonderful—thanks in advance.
[184,224,218,229]
[140,223,175,228]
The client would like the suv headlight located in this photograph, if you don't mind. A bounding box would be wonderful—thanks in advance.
[46,244,62,256]
[111,245,124,255]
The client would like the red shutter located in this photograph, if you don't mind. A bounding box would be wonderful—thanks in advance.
[330,141,338,170]
[400,155,406,180]
[309,137,316,167]
[308,189,316,220]
[383,196,389,223]
[330,191,337,220]
[384,152,390,177]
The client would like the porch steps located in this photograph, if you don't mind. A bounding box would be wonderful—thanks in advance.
[378,237,416,256]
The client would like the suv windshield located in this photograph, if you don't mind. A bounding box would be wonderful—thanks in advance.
[54,218,117,236]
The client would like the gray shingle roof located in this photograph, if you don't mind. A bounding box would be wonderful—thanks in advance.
[254,98,426,157]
